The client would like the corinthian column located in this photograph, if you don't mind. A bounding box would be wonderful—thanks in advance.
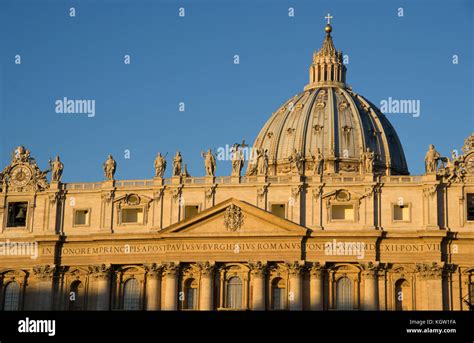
[32,265,55,310]
[199,262,215,311]
[88,264,111,311]
[287,262,303,311]
[361,263,379,311]
[162,263,179,311]
[309,263,324,310]
[249,262,266,310]
[417,263,443,310]
[144,263,163,311]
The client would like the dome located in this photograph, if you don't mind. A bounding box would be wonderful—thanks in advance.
[247,24,408,176]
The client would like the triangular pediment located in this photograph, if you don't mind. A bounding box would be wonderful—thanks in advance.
[160,198,310,238]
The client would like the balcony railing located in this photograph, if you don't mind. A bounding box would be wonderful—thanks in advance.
[381,176,422,183]
[61,174,429,190]
[64,182,102,190]
[115,180,154,188]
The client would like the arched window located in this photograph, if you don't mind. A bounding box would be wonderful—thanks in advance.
[336,277,353,310]
[226,276,242,309]
[395,279,412,311]
[3,281,20,311]
[123,278,140,310]
[184,278,198,310]
[69,280,84,311]
[271,278,286,310]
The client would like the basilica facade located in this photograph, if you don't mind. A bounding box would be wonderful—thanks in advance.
[1,23,473,312]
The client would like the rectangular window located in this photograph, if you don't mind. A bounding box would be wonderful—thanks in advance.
[74,209,90,226]
[271,204,286,219]
[184,205,199,221]
[185,287,198,310]
[272,288,285,310]
[7,202,28,227]
[467,194,474,221]
[122,208,144,224]
[393,204,410,222]
[331,204,354,221]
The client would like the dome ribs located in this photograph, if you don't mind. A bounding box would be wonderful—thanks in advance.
[247,23,409,176]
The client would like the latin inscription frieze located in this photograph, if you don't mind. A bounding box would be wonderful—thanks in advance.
[39,241,441,257]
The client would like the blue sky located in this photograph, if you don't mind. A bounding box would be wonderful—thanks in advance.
[0,0,472,182]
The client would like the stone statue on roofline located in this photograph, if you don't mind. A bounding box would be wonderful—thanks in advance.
[424,144,440,174]
[231,143,245,177]
[154,152,167,178]
[257,149,269,176]
[103,155,116,180]
[172,151,182,177]
[201,149,216,177]
[49,156,64,182]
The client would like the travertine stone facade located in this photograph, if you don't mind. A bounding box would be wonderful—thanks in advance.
[0,23,473,311]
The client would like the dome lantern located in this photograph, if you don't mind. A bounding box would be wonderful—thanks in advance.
[305,17,347,90]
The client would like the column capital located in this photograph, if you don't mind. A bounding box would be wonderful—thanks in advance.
[153,187,166,200]
[144,263,163,279]
[88,264,111,280]
[32,264,55,281]
[249,261,267,277]
[443,263,457,275]
[162,262,179,277]
[416,262,443,280]
[422,184,438,198]
[311,185,324,198]
[361,271,377,280]
[360,262,380,279]
[198,261,216,277]
[309,262,325,279]
[286,261,304,277]
[100,190,115,204]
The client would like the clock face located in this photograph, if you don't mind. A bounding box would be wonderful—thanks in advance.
[10,165,32,187]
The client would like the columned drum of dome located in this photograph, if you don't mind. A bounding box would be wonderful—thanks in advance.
[248,24,408,177]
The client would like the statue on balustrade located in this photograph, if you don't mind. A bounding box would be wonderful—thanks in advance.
[231,143,245,177]
[424,144,440,174]
[172,151,182,176]
[201,149,216,177]
[246,148,261,176]
[257,149,269,176]
[49,156,64,182]
[103,155,116,180]
[154,152,167,178]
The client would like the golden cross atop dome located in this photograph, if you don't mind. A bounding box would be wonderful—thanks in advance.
[325,13,333,24]
[324,13,333,34]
